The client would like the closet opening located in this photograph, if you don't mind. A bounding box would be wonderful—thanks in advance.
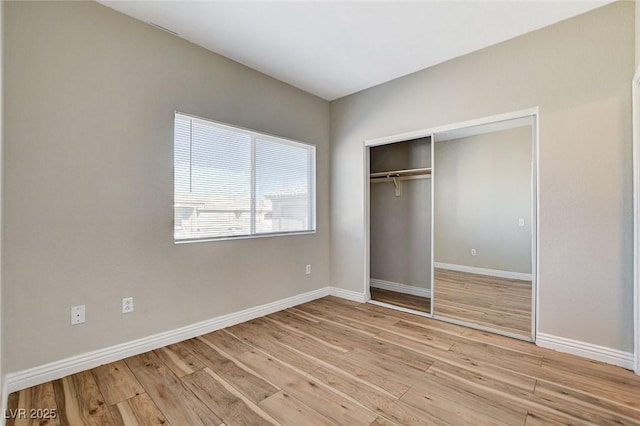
[367,136,433,315]
[364,108,538,341]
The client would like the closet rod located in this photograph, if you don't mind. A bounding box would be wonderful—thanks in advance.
[369,167,431,179]
[369,175,430,184]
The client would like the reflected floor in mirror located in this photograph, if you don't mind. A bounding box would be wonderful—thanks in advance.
[434,268,531,337]
[370,287,431,314]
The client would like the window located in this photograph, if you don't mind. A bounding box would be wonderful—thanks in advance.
[174,112,316,242]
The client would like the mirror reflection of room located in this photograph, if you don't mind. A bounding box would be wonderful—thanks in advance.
[369,137,432,313]
[434,120,533,338]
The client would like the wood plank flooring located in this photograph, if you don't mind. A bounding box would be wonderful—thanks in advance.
[435,268,532,337]
[370,287,430,313]
[8,296,640,425]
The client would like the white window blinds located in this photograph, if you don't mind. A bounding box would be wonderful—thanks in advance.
[174,113,316,242]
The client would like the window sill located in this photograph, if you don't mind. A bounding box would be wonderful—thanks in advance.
[174,230,317,244]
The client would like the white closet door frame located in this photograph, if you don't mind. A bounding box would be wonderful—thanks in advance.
[632,65,640,375]
[363,107,539,340]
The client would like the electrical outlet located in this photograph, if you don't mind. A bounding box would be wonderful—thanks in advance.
[471,249,477,256]
[518,218,525,227]
[305,264,311,275]
[71,305,85,325]
[122,297,134,313]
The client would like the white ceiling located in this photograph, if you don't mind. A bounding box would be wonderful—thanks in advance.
[99,1,612,101]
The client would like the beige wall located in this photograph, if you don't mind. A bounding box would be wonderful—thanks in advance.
[3,1,330,372]
[331,2,634,351]
[434,126,532,274]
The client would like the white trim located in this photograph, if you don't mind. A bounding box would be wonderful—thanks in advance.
[537,333,635,370]
[633,65,640,375]
[430,132,436,317]
[370,278,431,298]
[434,262,532,281]
[533,110,540,343]
[328,286,367,303]
[365,107,539,148]
[6,287,360,393]
[175,230,317,245]
[363,146,372,302]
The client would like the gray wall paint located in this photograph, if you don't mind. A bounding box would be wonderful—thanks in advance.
[434,126,532,274]
[370,139,431,288]
[331,2,634,351]
[4,1,330,372]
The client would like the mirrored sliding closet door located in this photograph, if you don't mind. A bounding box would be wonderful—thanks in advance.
[433,117,535,340]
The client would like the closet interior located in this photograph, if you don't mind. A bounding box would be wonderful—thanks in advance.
[369,137,432,314]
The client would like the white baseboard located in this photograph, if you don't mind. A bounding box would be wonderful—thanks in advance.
[434,262,532,281]
[6,286,363,394]
[4,285,635,411]
[327,286,367,303]
[536,333,635,370]
[370,278,431,298]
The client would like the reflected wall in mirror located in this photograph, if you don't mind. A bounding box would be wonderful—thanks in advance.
[369,137,432,313]
[433,118,533,338]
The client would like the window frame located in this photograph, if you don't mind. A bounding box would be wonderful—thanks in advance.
[174,111,317,244]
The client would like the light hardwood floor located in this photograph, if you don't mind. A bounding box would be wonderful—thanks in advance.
[435,268,532,337]
[370,287,430,313]
[7,296,640,425]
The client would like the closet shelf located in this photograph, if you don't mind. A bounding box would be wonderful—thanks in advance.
[370,167,431,179]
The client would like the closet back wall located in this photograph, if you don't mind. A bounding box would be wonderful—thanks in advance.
[330,2,634,353]
[370,181,431,289]
[4,1,330,373]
